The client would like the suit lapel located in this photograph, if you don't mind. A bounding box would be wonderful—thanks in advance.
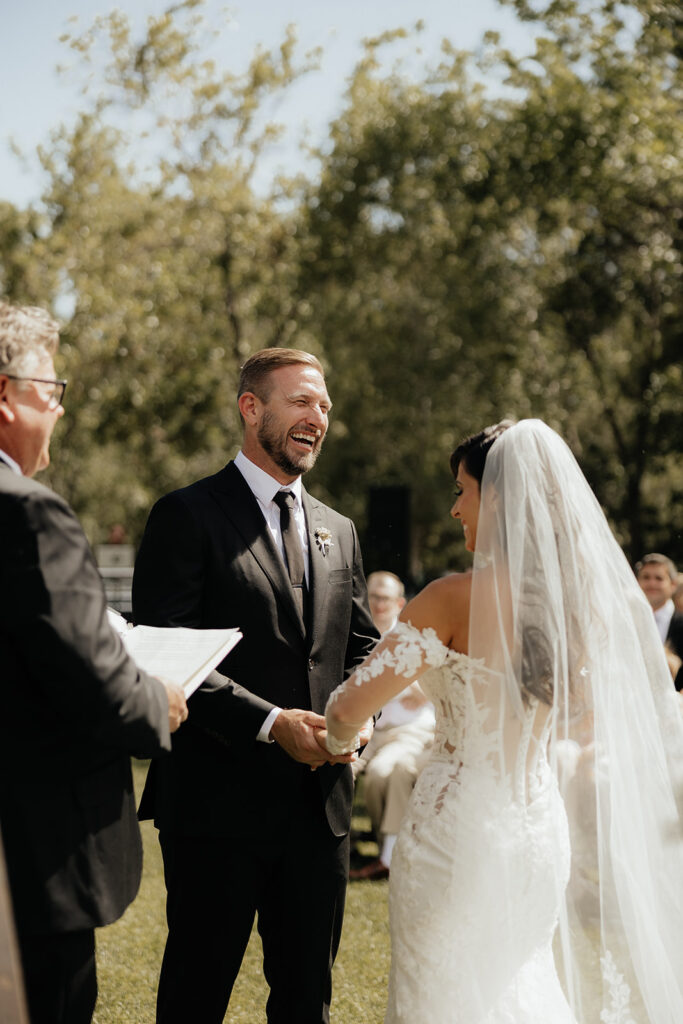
[210,463,306,637]
[303,489,334,645]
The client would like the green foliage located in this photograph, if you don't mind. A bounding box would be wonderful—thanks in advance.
[0,0,680,565]
[489,0,683,555]
[298,1,682,567]
[8,0,317,542]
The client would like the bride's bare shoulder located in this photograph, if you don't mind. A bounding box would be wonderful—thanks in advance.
[420,571,472,606]
[399,572,471,649]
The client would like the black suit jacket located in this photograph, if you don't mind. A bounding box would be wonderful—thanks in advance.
[133,461,379,839]
[0,462,171,934]
[666,610,683,691]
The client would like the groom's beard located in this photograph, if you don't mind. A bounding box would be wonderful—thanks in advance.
[257,410,324,477]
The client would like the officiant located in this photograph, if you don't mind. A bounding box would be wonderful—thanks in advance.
[0,300,188,1024]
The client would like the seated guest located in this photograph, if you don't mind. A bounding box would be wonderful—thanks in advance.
[635,552,683,690]
[0,300,188,1024]
[351,571,435,880]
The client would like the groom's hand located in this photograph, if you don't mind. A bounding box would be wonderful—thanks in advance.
[270,709,356,767]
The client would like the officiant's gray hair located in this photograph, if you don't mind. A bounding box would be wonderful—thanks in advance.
[238,348,325,409]
[0,301,60,376]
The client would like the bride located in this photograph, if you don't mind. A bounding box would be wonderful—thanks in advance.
[324,419,683,1023]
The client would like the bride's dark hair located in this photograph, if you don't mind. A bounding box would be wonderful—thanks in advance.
[450,420,515,484]
[451,419,562,707]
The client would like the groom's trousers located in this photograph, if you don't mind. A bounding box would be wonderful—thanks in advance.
[155,774,349,1024]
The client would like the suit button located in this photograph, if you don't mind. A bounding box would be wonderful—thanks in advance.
[308,658,315,671]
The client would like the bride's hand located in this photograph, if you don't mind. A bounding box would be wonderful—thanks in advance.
[358,717,374,747]
[315,717,374,759]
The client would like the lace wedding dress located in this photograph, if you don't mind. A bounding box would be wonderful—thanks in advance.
[327,421,683,1024]
[334,620,576,1023]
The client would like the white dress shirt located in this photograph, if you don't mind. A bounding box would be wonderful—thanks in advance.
[233,450,311,741]
[0,448,22,474]
[654,599,675,645]
[233,450,310,584]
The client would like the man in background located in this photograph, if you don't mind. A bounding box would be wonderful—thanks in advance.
[0,300,187,1024]
[350,571,435,881]
[635,552,683,691]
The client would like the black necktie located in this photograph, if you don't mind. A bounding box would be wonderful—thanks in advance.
[274,490,306,618]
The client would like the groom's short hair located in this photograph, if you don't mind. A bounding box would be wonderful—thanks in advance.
[238,348,325,409]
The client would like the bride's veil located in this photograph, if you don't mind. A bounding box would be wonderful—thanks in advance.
[468,419,683,1022]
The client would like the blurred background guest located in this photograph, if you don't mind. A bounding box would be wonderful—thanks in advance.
[350,571,435,881]
[635,552,683,691]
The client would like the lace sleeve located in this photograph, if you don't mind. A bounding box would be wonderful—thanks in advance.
[324,621,450,754]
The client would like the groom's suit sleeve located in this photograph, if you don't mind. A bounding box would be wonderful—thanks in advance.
[343,520,381,675]
[132,488,274,743]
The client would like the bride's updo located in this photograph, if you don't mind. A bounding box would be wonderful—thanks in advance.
[450,420,514,485]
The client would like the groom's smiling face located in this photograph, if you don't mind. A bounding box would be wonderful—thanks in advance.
[248,363,331,482]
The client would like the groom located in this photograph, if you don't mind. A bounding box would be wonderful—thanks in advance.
[132,348,379,1024]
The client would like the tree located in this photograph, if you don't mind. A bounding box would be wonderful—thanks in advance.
[297,3,682,571]
[492,0,683,558]
[297,33,548,580]
[3,0,317,541]
[2,0,679,566]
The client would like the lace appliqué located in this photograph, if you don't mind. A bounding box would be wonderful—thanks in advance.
[324,731,363,756]
[599,951,636,1024]
[352,622,450,684]
[325,622,451,755]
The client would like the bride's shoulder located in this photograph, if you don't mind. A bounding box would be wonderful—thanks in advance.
[399,572,471,650]
[418,571,472,610]
[431,570,472,595]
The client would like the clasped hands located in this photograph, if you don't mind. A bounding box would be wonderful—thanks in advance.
[270,708,373,769]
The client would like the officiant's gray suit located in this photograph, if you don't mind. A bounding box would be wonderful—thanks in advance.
[133,460,378,1024]
[0,457,171,1022]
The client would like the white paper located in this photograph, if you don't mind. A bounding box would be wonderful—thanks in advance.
[107,607,130,635]
[122,625,242,697]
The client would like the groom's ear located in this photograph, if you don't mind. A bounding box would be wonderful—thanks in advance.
[238,391,261,426]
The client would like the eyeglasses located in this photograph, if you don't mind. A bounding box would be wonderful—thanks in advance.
[4,374,67,410]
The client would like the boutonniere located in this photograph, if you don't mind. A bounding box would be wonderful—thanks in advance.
[314,527,334,556]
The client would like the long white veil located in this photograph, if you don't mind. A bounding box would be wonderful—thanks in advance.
[468,419,683,1022]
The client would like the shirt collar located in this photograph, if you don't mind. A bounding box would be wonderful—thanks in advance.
[234,450,303,508]
[0,448,22,475]
[654,599,675,627]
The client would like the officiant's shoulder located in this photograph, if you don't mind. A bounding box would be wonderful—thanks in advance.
[3,469,81,537]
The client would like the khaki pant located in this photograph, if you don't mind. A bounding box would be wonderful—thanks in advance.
[354,719,434,838]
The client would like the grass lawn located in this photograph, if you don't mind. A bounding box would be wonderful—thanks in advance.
[93,762,391,1024]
